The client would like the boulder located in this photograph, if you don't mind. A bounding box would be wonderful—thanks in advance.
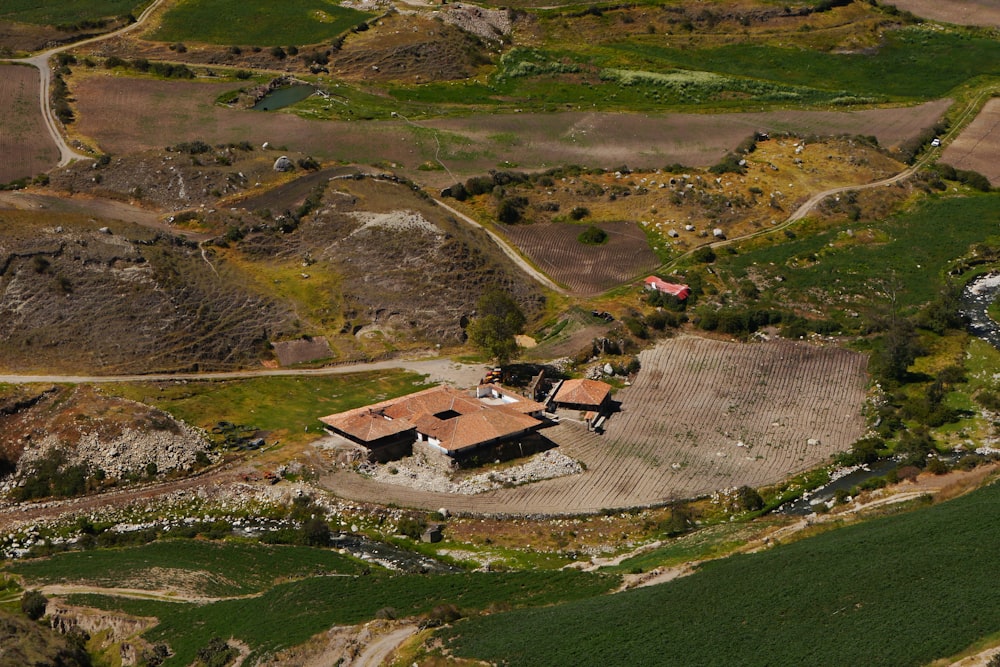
[273,155,294,172]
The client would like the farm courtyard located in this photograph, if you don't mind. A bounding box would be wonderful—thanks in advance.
[318,336,868,514]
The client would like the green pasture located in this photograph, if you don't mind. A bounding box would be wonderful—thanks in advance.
[69,569,617,664]
[606,27,1000,100]
[444,478,1000,666]
[9,540,366,597]
[148,0,371,46]
[719,193,1000,311]
[0,0,147,25]
[101,371,431,444]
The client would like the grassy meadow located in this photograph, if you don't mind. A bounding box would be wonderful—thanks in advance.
[9,540,367,597]
[0,0,147,25]
[148,0,372,46]
[67,569,617,665]
[443,478,1000,666]
[718,192,1000,312]
[101,371,431,445]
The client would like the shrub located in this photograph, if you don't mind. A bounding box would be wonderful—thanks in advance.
[197,637,237,667]
[578,225,607,245]
[692,246,716,263]
[569,206,590,221]
[497,198,523,224]
[21,590,47,620]
[397,516,427,539]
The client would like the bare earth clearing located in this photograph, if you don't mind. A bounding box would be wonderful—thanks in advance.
[498,220,659,295]
[0,64,58,182]
[941,98,1000,186]
[887,0,1000,28]
[65,72,950,187]
[318,336,868,514]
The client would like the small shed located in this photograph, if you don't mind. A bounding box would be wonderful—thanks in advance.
[643,276,691,301]
[421,524,444,543]
[554,379,612,412]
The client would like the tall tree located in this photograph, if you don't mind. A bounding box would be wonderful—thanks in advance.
[467,289,526,365]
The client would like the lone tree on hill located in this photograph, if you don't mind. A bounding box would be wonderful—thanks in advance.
[467,289,526,365]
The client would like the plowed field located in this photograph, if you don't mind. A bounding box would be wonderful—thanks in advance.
[318,336,868,514]
[67,71,949,188]
[941,98,1000,186]
[0,64,58,183]
[498,221,659,295]
[887,0,1000,28]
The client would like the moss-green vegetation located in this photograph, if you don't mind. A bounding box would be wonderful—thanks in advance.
[609,28,1000,101]
[101,371,430,444]
[70,569,617,665]
[0,0,147,26]
[149,0,372,46]
[719,193,1000,311]
[9,540,367,597]
[444,479,1000,666]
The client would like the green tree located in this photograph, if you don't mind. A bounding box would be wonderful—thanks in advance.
[467,289,527,365]
[21,590,47,621]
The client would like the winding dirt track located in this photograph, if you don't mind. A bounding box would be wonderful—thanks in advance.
[5,0,169,167]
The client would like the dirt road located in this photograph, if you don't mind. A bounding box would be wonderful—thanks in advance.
[0,356,486,386]
[354,625,418,667]
[5,0,169,167]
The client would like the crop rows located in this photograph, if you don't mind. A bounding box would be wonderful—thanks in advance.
[0,65,59,183]
[498,221,659,295]
[324,336,867,514]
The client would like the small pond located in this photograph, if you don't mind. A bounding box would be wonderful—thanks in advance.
[252,85,314,111]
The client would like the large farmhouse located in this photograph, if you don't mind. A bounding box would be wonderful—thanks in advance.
[320,385,547,463]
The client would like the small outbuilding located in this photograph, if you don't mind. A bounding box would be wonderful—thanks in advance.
[553,379,612,412]
[643,276,691,301]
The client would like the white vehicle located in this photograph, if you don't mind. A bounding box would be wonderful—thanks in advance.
[931,138,941,147]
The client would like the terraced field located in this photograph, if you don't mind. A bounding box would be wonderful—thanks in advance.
[319,336,868,514]
[497,220,659,295]
[0,64,58,182]
[941,97,1000,185]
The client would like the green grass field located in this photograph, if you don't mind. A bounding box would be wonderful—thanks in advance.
[0,0,147,25]
[102,371,430,444]
[69,569,618,664]
[443,478,1000,666]
[607,27,1000,101]
[719,193,1000,311]
[9,540,367,597]
[148,0,372,46]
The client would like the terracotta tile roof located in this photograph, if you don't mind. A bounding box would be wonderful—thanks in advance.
[554,379,611,408]
[414,406,541,452]
[319,410,414,441]
[319,385,543,453]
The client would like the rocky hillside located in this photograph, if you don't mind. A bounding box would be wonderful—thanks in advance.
[0,210,295,373]
[0,385,212,497]
[231,173,545,354]
[0,609,91,667]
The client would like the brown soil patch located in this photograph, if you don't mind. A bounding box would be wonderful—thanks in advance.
[941,98,1000,186]
[0,64,59,183]
[318,336,868,514]
[65,69,949,189]
[498,220,658,295]
[886,0,1000,28]
[272,336,333,366]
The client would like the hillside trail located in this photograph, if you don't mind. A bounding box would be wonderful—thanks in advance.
[5,0,170,167]
[0,356,486,386]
